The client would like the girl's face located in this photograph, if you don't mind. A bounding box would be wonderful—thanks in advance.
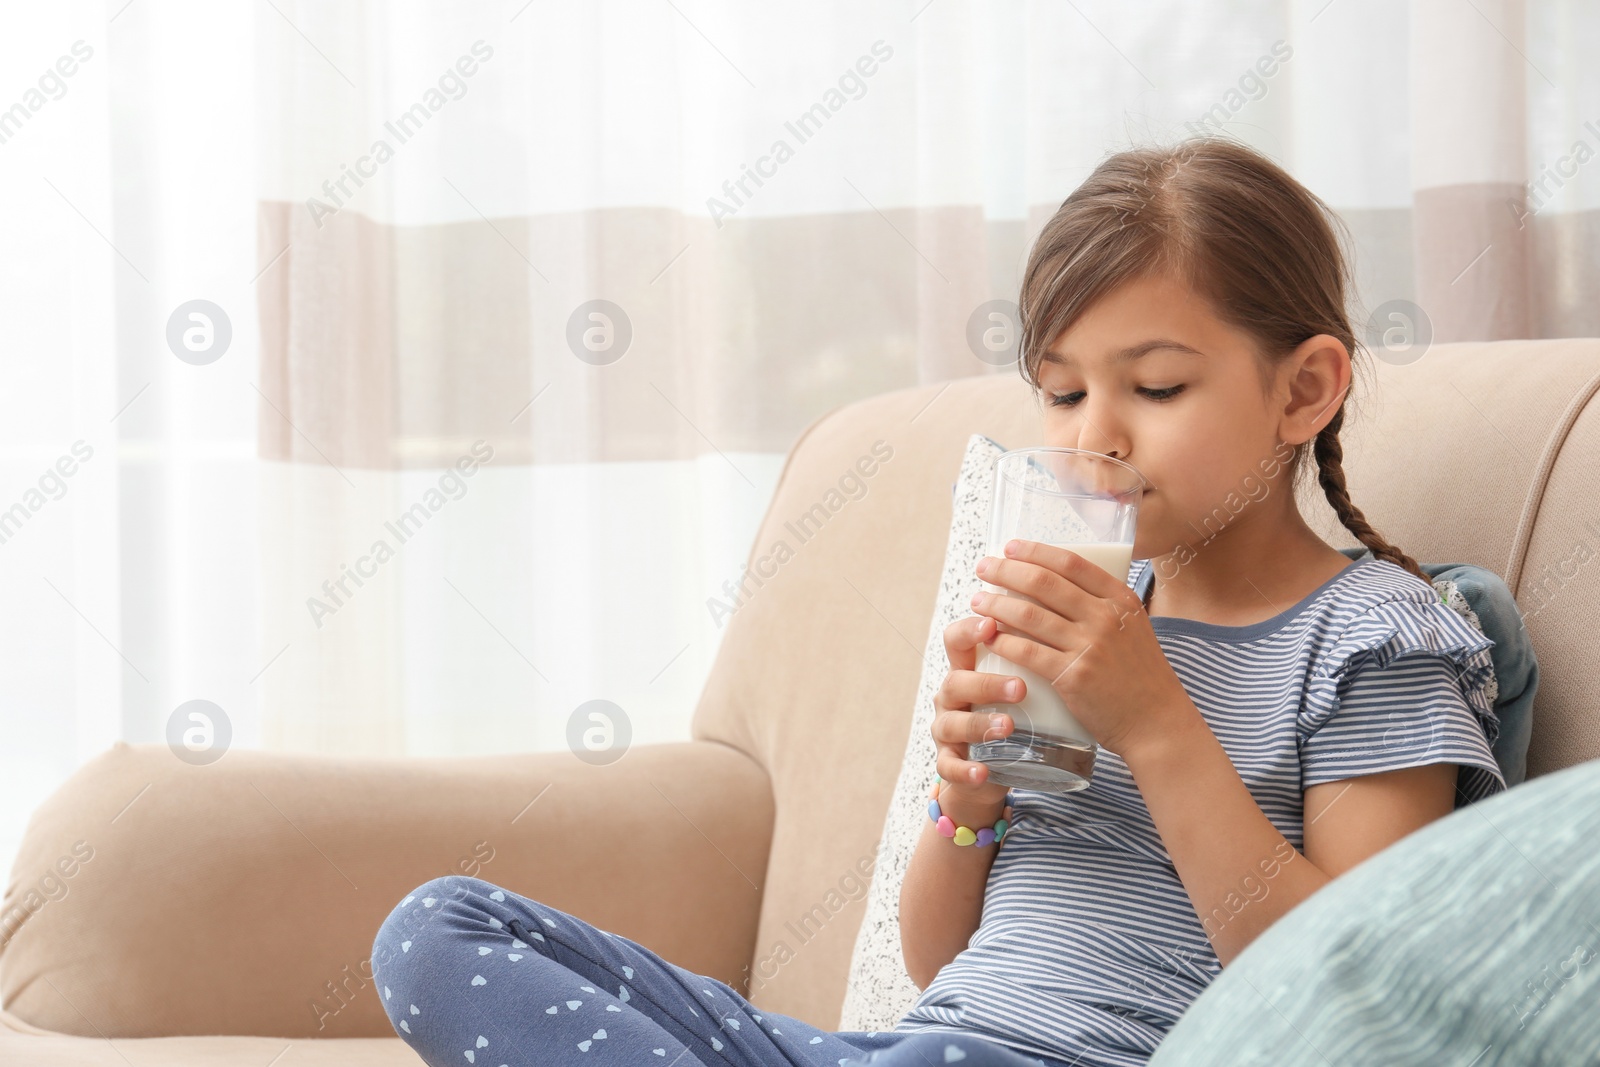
[1035,271,1298,562]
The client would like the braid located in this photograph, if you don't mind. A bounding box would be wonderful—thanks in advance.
[1313,407,1426,582]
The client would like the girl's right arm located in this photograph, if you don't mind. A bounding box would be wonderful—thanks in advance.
[899,613,1018,989]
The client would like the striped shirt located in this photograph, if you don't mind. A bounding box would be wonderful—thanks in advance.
[894,555,1506,1066]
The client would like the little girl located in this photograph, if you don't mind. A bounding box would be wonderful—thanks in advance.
[370,136,1504,1067]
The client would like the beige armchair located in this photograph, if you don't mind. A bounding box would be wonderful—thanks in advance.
[3,339,1597,1065]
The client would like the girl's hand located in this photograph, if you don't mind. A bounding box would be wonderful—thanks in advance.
[930,614,1017,809]
[970,539,1195,759]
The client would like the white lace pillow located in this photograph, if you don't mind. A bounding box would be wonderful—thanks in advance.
[838,431,1005,1031]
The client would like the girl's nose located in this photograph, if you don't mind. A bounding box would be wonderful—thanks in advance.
[1076,424,1131,466]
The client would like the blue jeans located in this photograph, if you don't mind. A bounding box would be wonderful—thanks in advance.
[371,875,1074,1067]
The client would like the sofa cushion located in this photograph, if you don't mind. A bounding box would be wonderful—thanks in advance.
[1148,754,1600,1064]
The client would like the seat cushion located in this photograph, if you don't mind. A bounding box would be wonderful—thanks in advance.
[0,1007,423,1066]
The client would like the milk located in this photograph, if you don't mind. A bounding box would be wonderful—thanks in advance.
[973,540,1134,744]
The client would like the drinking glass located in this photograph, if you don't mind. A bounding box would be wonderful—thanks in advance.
[968,447,1146,793]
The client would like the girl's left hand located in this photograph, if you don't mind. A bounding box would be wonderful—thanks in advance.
[971,539,1195,758]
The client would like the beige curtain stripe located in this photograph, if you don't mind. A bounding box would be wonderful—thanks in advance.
[256,201,1025,469]
[1413,182,1536,341]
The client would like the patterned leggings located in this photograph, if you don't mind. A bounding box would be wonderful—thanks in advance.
[371,875,1075,1067]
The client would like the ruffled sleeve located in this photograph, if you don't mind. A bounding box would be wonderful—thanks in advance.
[1299,593,1506,808]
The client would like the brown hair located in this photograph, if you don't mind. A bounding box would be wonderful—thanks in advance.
[1016,135,1425,582]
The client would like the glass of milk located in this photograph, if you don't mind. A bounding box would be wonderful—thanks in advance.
[967,447,1146,793]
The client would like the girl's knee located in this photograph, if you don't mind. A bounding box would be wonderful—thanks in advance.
[371,876,508,968]
[368,876,527,1043]
[387,875,503,922]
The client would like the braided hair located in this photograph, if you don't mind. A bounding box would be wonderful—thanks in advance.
[1312,408,1422,577]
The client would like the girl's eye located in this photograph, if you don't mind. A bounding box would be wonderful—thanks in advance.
[1048,385,1186,407]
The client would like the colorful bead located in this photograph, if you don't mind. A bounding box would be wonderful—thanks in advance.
[926,776,1010,847]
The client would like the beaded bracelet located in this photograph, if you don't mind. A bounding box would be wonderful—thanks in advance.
[927,776,1016,846]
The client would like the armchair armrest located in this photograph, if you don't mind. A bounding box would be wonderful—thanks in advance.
[0,738,773,1039]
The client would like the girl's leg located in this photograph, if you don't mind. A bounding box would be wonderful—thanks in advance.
[369,874,902,1067]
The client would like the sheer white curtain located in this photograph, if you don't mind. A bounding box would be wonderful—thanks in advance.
[0,0,269,878]
[3,0,1594,878]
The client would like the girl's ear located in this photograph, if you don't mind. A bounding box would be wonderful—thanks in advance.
[1276,333,1351,446]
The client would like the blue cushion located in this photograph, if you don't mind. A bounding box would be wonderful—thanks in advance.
[1336,546,1538,787]
[1149,754,1600,1064]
